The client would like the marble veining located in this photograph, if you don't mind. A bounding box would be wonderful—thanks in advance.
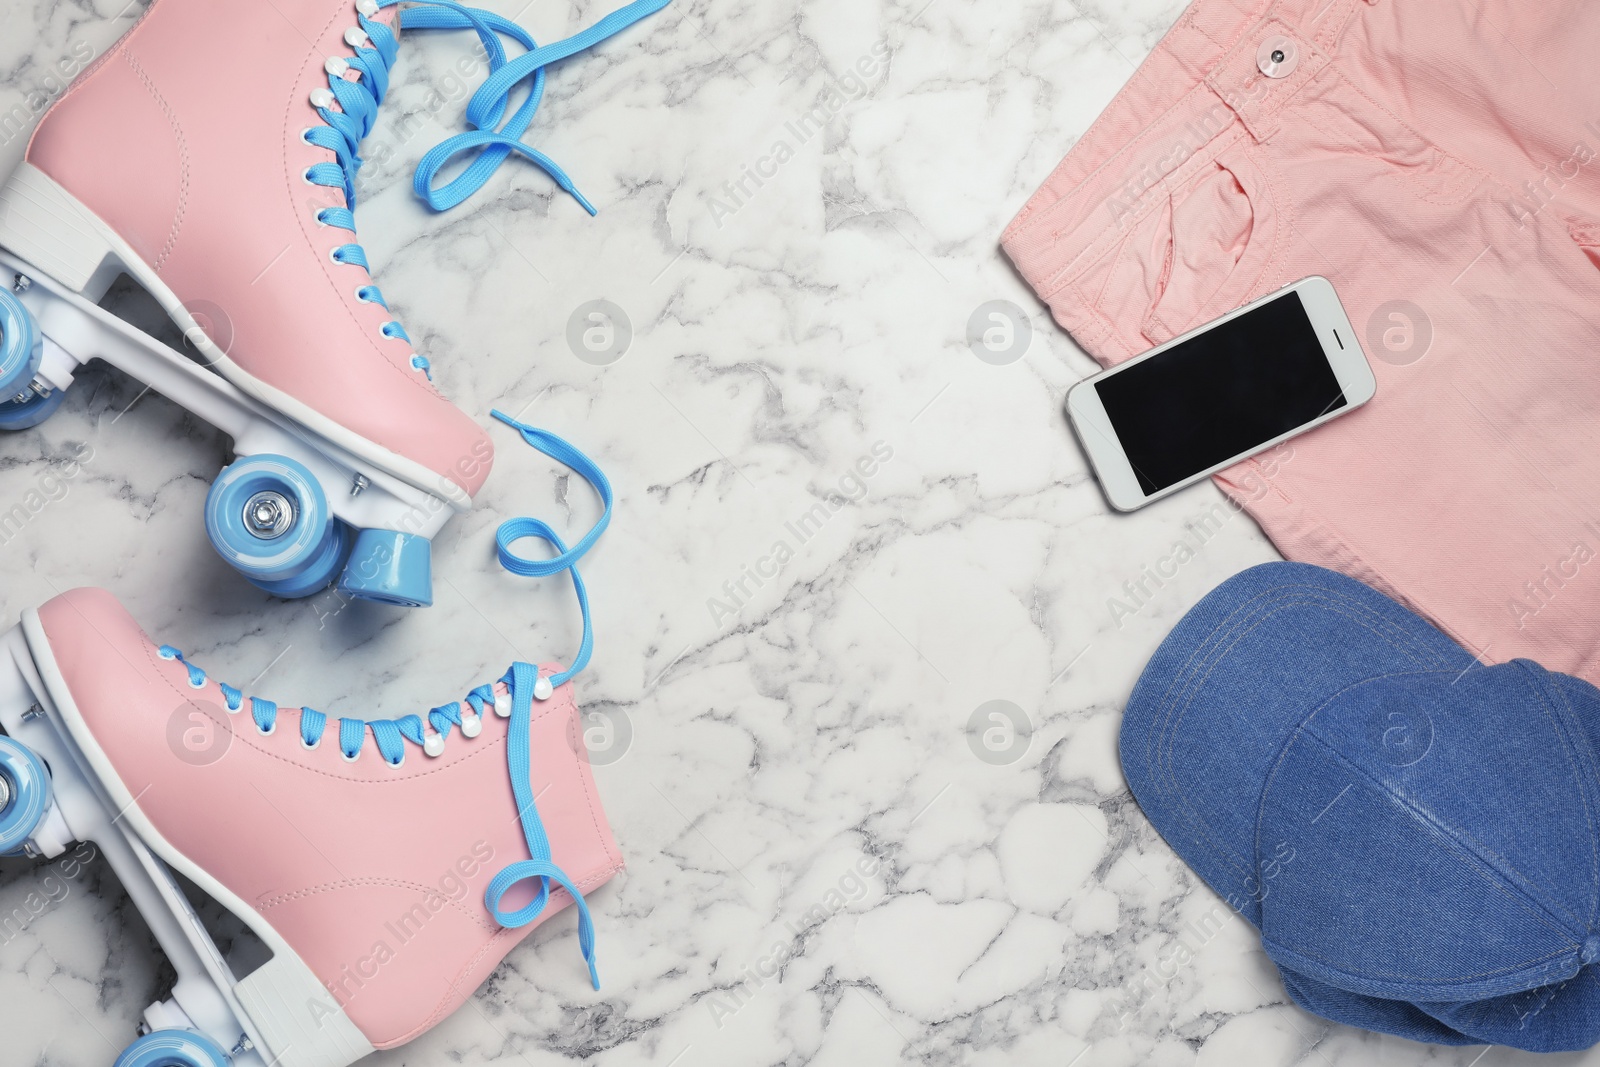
[0,0,1559,1065]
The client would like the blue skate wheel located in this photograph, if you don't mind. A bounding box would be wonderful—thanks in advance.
[0,736,52,855]
[112,1028,231,1067]
[338,529,434,607]
[0,287,42,401]
[205,454,335,587]
[0,384,68,431]
[249,520,354,600]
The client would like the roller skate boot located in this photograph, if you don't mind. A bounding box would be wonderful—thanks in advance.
[0,584,621,1066]
[0,0,668,605]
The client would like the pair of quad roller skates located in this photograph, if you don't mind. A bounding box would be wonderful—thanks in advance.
[0,0,667,1063]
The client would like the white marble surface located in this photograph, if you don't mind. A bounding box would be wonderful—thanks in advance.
[0,1,1585,1066]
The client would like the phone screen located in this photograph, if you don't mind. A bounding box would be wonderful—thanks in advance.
[1094,291,1347,495]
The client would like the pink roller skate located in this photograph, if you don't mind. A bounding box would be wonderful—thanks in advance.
[0,584,621,1067]
[0,0,668,606]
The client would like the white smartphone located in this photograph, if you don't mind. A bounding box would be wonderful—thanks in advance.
[1066,276,1376,512]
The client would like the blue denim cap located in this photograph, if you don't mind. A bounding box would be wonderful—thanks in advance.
[1121,562,1600,1052]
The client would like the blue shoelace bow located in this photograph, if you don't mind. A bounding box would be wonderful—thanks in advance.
[159,414,616,986]
[306,0,671,377]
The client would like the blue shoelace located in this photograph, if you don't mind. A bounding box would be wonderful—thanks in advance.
[157,413,616,985]
[307,0,671,378]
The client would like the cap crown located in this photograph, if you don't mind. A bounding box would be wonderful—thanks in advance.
[1261,663,1600,1001]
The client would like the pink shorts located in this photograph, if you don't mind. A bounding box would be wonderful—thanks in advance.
[1004,0,1600,680]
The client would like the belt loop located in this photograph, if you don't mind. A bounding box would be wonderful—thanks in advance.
[1206,18,1328,143]
[1312,0,1373,56]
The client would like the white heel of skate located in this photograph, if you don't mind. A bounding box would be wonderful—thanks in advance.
[0,170,466,607]
[0,161,124,300]
[0,623,375,1067]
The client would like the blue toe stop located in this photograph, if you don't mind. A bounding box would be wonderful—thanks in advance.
[339,529,434,607]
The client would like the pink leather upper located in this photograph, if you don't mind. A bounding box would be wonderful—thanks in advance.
[27,0,493,496]
[37,588,623,1049]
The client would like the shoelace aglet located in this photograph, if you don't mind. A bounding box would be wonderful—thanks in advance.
[587,955,601,991]
[549,170,598,217]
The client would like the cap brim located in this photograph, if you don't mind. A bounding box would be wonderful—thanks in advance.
[1119,561,1474,925]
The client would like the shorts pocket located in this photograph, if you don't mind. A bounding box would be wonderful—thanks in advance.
[1135,144,1281,344]
[1288,70,1485,206]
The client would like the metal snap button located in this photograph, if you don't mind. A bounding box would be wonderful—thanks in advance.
[1257,35,1299,78]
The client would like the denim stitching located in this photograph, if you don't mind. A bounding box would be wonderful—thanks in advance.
[1286,691,1587,933]
[1261,729,1578,982]
[1267,933,1570,986]
[1523,664,1600,930]
[1146,584,1458,885]
[1145,583,1459,869]
[1205,18,1330,138]
[1290,67,1487,208]
[1248,143,1292,302]
[1024,71,1230,241]
[1145,587,1444,773]
[1151,596,1395,881]
[1028,78,1247,271]
[1015,77,1222,249]
[1060,121,1253,320]
[1039,123,1251,300]
[1090,225,1137,323]
[1313,0,1360,55]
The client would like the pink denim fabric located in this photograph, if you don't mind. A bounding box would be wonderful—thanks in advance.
[1004,0,1600,681]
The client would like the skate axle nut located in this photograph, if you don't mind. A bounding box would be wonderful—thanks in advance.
[242,491,295,539]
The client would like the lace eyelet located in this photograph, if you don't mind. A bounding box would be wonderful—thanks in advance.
[494,690,512,719]
[534,676,554,701]
[341,748,361,763]
[357,0,379,16]
[157,648,178,661]
[301,734,322,751]
[460,711,482,738]
[387,754,404,768]
[310,87,336,110]
[224,702,242,715]
[423,731,446,758]
[300,128,315,146]
[355,288,370,302]
[344,27,371,49]
[325,56,350,78]
[314,210,330,228]
[330,248,345,265]
[257,720,277,737]
[187,677,206,691]
[302,169,317,187]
